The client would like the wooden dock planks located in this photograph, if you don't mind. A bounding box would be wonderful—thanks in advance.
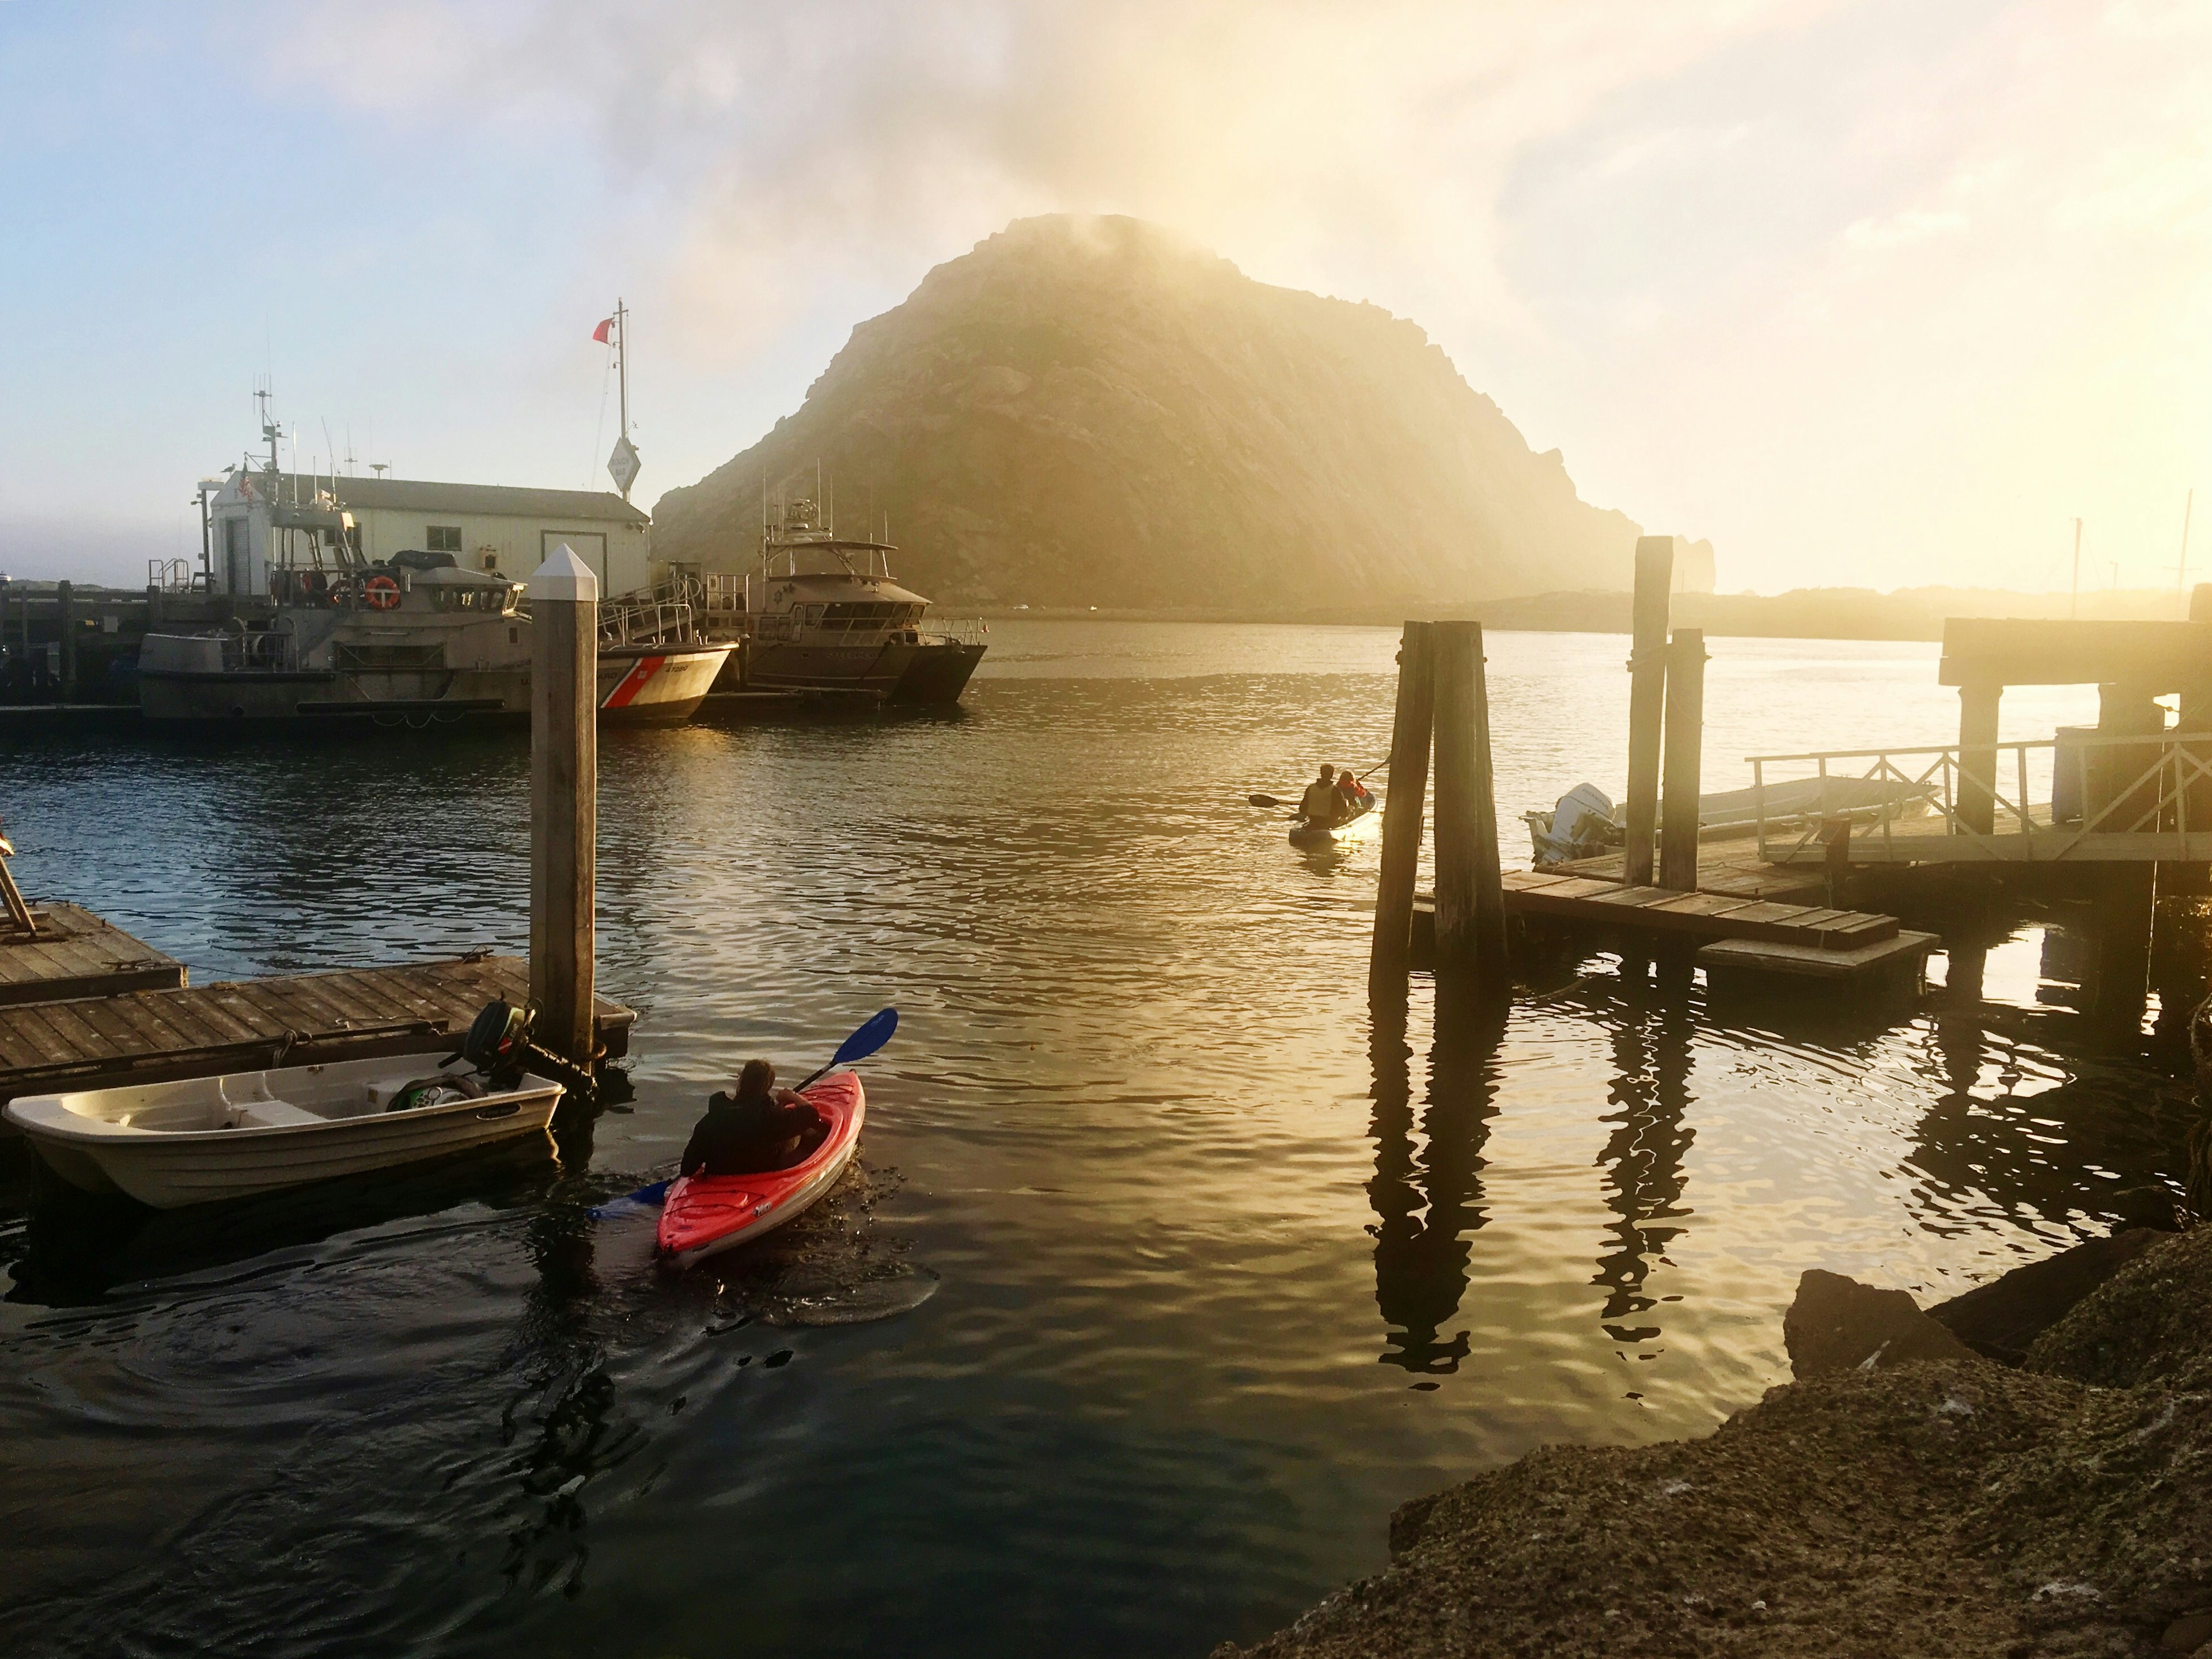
[1494,870,1901,949]
[0,903,186,1007]
[0,954,635,1103]
[1548,846,1830,904]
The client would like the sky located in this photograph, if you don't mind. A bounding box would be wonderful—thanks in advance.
[1,0,2206,594]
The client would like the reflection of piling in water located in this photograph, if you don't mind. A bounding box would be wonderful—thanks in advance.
[1365,976,1506,1374]
[1593,971,1695,1346]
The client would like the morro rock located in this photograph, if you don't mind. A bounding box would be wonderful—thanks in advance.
[651,215,1643,611]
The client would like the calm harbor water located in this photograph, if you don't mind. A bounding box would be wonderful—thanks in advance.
[0,622,2195,1657]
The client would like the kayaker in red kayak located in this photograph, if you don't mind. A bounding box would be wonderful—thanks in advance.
[680,1060,828,1177]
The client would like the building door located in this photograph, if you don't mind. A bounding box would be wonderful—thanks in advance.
[224,518,249,595]
[540,530,608,591]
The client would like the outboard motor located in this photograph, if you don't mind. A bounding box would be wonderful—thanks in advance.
[449,997,597,1100]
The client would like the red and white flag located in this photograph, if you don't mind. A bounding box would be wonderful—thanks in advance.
[592,317,614,343]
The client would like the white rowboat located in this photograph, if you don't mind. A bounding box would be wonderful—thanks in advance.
[5,1051,563,1209]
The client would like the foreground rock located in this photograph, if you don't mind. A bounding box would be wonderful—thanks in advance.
[1216,1227,2212,1658]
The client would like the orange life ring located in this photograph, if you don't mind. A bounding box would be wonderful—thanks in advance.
[363,574,401,611]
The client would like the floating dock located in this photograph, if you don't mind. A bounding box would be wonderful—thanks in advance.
[0,952,633,1106]
[1,903,185,1006]
[1410,870,1931,981]
[1547,844,1828,904]
[1499,869,1904,949]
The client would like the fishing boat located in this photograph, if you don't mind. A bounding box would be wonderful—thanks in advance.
[656,1073,864,1268]
[1289,789,1378,846]
[4,1050,563,1209]
[717,499,985,704]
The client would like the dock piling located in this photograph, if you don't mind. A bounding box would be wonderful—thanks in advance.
[1659,627,1706,892]
[1370,622,1435,980]
[57,580,77,702]
[1623,537,1675,885]
[1432,620,1508,981]
[1955,680,2001,836]
[2168,583,2212,894]
[528,546,600,1066]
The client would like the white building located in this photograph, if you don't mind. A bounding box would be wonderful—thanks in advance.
[206,471,653,598]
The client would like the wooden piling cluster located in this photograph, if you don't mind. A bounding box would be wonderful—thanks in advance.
[1371,620,1508,987]
[1616,536,1716,893]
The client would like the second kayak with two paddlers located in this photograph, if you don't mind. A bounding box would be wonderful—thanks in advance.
[1288,789,1378,846]
[656,1072,866,1269]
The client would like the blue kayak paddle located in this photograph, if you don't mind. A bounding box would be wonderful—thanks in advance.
[589,1007,899,1218]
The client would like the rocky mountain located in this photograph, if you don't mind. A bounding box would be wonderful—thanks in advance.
[652,215,1647,611]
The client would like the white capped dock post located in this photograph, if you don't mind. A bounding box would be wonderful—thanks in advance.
[1432,620,1509,980]
[1370,622,1435,980]
[1659,627,1707,892]
[528,546,599,1066]
[1623,537,1675,885]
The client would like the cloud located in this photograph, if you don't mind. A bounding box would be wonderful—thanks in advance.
[262,0,1838,359]
[1842,209,1969,249]
[7,0,2207,592]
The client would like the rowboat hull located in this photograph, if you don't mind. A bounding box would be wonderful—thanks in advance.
[3,1051,563,1209]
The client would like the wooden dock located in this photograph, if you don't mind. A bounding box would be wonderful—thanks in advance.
[0,904,185,1006]
[1499,870,1903,949]
[0,953,634,1105]
[1411,868,1933,981]
[1547,843,1830,904]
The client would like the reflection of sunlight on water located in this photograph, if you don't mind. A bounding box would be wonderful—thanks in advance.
[0,622,2190,1659]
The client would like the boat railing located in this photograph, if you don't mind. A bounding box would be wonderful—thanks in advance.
[147,558,205,594]
[929,616,988,647]
[599,598,698,647]
[1747,731,2212,865]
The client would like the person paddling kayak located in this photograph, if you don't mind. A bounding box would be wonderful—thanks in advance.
[1297,763,1346,828]
[681,1060,829,1177]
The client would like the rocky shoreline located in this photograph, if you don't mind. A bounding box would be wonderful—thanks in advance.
[1217,1224,2212,1659]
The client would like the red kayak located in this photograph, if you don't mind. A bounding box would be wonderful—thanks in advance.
[656,1074,865,1269]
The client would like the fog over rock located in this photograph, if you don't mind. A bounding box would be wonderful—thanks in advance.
[652,214,1643,609]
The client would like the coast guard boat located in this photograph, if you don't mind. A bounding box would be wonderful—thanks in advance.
[138,432,730,725]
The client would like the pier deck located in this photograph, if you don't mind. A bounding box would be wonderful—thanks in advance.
[1547,843,1830,904]
[1499,870,1901,948]
[0,904,185,1007]
[0,954,634,1104]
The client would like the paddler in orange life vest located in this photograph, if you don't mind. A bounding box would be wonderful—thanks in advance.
[1297,763,1346,827]
[680,1059,828,1177]
[1335,770,1369,816]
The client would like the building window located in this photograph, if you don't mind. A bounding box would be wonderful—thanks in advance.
[427,525,463,553]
